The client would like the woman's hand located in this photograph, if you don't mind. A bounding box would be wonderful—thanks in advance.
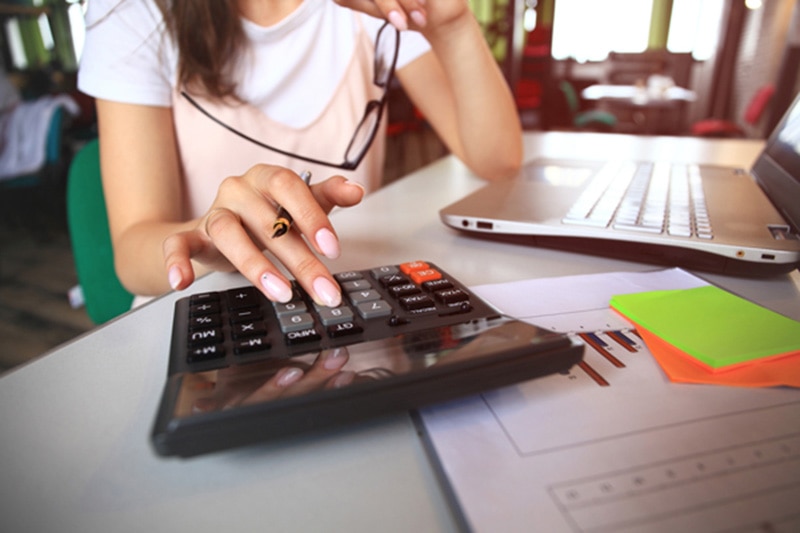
[162,165,364,307]
[335,0,470,33]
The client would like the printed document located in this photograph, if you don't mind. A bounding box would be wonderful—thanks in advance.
[418,269,800,532]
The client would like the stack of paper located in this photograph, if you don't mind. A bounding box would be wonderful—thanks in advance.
[610,285,800,387]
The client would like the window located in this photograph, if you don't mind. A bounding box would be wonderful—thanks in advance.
[552,0,725,62]
[551,0,653,62]
[667,0,725,61]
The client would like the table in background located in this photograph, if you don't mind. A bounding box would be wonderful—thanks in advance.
[582,84,697,135]
[1,132,797,533]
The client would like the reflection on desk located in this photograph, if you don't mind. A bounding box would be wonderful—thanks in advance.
[582,84,697,135]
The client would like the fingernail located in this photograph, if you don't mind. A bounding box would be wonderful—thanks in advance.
[168,265,182,290]
[276,367,304,387]
[331,371,356,389]
[323,347,349,370]
[315,228,340,259]
[313,277,342,307]
[410,10,427,27]
[261,272,293,302]
[387,10,407,31]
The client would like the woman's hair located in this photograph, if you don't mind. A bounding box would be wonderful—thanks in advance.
[153,0,244,98]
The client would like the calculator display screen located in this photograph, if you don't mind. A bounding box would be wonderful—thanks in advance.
[170,317,555,419]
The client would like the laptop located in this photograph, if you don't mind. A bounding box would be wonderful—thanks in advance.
[440,92,800,277]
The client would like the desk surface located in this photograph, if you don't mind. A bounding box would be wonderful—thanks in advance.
[2,132,798,533]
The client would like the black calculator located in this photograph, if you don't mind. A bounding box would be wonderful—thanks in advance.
[151,261,584,458]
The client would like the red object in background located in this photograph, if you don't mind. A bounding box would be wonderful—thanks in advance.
[691,84,775,137]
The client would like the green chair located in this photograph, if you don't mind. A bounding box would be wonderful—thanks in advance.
[559,80,617,131]
[66,138,133,324]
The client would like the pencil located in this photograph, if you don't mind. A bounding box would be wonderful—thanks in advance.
[272,170,312,238]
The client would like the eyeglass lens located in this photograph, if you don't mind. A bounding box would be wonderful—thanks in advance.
[374,24,398,88]
[344,24,398,165]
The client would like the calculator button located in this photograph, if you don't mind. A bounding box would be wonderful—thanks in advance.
[349,289,382,305]
[189,314,221,329]
[188,327,223,346]
[435,288,470,306]
[230,308,262,323]
[422,278,453,292]
[356,300,392,319]
[285,327,321,345]
[341,279,372,292]
[234,337,271,355]
[190,292,220,305]
[188,344,225,363]
[274,300,308,316]
[334,271,363,283]
[389,283,421,298]
[400,261,429,273]
[410,269,442,284]
[370,265,399,278]
[379,273,409,287]
[400,294,437,312]
[327,321,364,338]
[232,321,267,339]
[227,287,262,309]
[318,306,355,325]
[190,301,220,316]
[279,313,315,332]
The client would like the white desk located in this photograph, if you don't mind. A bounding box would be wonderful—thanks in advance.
[2,132,798,533]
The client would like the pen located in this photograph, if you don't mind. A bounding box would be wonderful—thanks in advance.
[272,170,312,238]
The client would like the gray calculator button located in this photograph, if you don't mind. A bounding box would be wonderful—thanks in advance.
[349,289,381,305]
[356,300,392,319]
[279,312,314,332]
[318,306,355,325]
[342,279,372,292]
[274,300,307,316]
[370,265,398,279]
[334,271,363,282]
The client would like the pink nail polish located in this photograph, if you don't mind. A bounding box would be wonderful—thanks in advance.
[410,10,427,27]
[323,348,349,370]
[276,367,304,387]
[315,228,341,259]
[261,273,293,302]
[313,277,342,307]
[168,265,182,290]
[387,10,407,31]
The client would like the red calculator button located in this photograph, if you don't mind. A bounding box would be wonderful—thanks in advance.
[400,261,429,274]
[410,268,442,284]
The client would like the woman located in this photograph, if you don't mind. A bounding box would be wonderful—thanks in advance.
[77,0,522,308]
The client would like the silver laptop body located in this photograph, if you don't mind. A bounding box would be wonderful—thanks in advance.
[440,93,800,277]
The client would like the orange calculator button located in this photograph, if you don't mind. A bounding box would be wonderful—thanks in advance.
[410,268,442,284]
[400,261,429,274]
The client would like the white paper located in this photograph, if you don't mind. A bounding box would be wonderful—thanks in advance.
[419,268,800,533]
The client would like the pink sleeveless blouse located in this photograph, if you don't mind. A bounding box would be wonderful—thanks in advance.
[172,20,385,219]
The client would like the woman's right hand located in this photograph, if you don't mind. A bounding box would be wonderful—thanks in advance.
[162,165,365,307]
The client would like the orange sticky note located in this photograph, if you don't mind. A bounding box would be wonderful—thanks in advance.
[635,322,800,388]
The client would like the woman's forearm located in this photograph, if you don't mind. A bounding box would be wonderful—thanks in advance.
[422,13,523,179]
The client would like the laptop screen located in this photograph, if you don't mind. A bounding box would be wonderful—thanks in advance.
[754,91,800,233]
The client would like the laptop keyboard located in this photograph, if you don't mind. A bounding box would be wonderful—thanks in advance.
[563,161,713,239]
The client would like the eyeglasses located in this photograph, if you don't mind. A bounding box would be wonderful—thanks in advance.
[181,22,400,171]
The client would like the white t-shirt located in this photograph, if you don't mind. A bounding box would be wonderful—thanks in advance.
[78,0,430,128]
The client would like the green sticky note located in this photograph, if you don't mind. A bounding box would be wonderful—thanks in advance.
[610,285,800,369]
